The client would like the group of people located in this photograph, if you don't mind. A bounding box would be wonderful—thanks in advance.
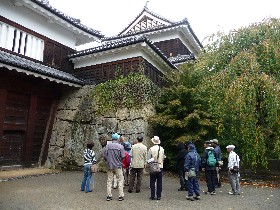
[81,134,240,202]
[81,133,165,201]
[175,139,241,201]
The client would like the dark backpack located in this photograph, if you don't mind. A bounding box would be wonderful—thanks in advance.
[207,150,216,167]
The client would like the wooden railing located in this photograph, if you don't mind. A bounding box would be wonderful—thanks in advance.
[0,21,44,61]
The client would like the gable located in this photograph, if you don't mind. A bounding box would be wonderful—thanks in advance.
[119,7,174,36]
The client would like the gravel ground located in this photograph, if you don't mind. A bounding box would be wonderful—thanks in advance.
[0,171,279,210]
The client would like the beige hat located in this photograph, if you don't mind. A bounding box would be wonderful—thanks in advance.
[211,139,219,144]
[151,136,161,145]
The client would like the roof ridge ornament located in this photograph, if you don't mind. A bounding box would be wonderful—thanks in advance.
[144,1,149,9]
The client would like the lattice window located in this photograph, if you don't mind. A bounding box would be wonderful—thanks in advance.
[127,16,166,34]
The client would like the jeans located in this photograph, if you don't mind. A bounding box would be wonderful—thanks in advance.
[81,164,93,192]
[228,171,240,194]
[178,169,188,190]
[129,168,144,192]
[150,168,163,198]
[188,175,200,197]
[205,170,216,192]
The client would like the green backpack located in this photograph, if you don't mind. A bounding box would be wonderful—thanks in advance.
[207,150,216,167]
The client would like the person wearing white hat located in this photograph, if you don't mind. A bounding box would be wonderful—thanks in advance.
[147,136,165,200]
[226,145,240,195]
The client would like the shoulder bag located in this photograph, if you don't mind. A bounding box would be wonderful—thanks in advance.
[148,146,161,175]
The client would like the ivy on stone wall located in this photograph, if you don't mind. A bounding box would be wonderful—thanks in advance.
[92,72,160,114]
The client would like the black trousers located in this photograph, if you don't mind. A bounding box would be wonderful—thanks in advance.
[205,170,216,193]
[178,169,188,190]
[150,169,163,198]
[129,168,144,192]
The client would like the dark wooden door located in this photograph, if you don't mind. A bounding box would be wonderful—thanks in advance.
[0,131,24,165]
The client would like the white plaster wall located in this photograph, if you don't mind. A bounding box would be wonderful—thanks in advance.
[1,0,76,48]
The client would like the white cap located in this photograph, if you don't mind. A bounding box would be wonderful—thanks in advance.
[226,145,235,149]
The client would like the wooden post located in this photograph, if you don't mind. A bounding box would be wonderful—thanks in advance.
[24,95,37,166]
[0,89,7,139]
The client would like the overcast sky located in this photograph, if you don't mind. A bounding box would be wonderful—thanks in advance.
[48,0,280,47]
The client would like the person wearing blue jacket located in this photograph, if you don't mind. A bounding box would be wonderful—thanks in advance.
[184,144,201,201]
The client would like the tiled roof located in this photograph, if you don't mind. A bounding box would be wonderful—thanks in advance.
[0,50,84,85]
[168,54,195,64]
[30,0,104,38]
[68,36,176,69]
[117,6,175,36]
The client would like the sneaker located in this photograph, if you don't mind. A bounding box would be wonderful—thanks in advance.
[194,195,200,200]
[106,196,112,201]
[211,191,216,195]
[178,188,185,191]
[204,191,209,194]
[128,189,132,193]
[186,196,195,201]
[118,196,124,201]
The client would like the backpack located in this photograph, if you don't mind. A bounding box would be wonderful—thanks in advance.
[207,150,216,167]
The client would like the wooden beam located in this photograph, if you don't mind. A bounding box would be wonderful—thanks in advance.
[39,99,59,166]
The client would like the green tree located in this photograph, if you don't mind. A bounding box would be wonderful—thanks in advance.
[150,63,216,169]
[198,18,280,168]
[151,18,280,169]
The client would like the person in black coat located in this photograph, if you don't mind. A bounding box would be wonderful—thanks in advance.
[202,141,218,195]
[174,142,188,191]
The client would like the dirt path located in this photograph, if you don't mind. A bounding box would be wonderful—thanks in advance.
[0,170,279,210]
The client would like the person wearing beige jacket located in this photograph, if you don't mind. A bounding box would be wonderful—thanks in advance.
[147,136,165,200]
[128,135,147,193]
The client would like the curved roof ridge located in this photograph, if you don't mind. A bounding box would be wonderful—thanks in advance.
[30,0,104,38]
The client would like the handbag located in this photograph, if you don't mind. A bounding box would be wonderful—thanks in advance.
[148,162,161,175]
[148,146,161,175]
[188,168,196,178]
[188,153,198,178]
[91,164,98,173]
[231,165,239,173]
[230,154,239,173]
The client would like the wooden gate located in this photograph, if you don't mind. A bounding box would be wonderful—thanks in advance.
[0,131,24,165]
[0,92,29,166]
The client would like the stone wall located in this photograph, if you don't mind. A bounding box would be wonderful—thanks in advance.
[45,85,156,168]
